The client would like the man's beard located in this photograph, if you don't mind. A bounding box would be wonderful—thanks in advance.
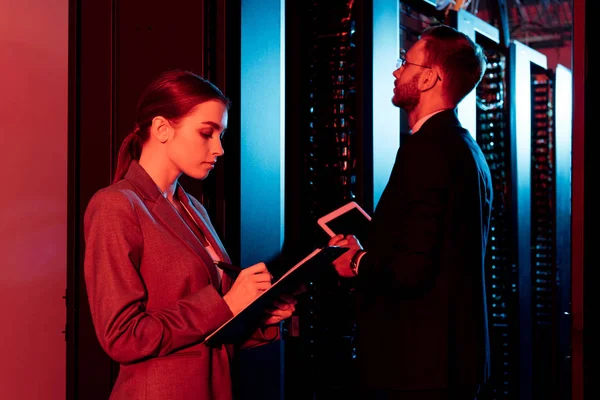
[391,75,420,112]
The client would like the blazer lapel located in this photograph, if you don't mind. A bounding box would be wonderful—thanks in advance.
[177,187,234,293]
[125,161,220,288]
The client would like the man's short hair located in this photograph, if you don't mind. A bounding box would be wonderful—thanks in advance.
[419,24,487,105]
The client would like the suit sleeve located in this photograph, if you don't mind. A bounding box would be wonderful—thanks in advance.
[83,189,233,364]
[360,139,450,295]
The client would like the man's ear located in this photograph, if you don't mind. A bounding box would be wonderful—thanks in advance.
[419,69,439,92]
[151,116,172,143]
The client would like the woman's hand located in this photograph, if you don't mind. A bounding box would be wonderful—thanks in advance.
[223,262,272,315]
[263,293,297,325]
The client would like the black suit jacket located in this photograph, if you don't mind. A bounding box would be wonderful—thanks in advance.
[356,109,493,393]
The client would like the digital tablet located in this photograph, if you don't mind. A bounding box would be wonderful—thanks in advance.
[317,201,371,243]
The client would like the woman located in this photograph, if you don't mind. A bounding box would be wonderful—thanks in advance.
[83,70,296,400]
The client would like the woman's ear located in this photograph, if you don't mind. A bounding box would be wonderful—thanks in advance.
[151,116,172,143]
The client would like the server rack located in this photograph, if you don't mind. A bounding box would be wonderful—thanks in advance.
[530,71,557,400]
[284,1,365,398]
[553,64,573,400]
[476,46,520,399]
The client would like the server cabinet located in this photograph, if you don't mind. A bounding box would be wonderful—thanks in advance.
[476,40,517,400]
[553,64,573,400]
[284,0,369,398]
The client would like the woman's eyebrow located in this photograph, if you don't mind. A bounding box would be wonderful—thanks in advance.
[200,121,224,130]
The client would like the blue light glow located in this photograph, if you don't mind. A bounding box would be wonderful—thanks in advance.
[240,0,285,266]
[372,0,400,209]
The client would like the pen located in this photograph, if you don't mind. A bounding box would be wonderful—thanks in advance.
[214,260,243,274]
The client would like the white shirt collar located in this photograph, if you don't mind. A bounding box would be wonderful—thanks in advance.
[410,109,445,134]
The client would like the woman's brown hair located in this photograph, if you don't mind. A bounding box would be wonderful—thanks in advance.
[113,70,230,183]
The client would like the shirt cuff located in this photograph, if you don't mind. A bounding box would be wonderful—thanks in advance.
[355,250,367,274]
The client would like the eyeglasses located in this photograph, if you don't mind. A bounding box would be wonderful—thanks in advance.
[396,51,442,81]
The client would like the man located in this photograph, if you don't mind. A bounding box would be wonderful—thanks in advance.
[330,25,493,400]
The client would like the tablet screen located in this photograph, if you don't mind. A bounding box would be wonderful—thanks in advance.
[319,203,371,244]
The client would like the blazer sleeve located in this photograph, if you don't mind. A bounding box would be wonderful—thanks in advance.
[83,189,233,364]
[360,138,451,295]
[240,326,280,349]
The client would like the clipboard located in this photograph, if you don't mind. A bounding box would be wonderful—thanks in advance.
[203,246,349,344]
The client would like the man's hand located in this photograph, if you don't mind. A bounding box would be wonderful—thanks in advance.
[328,234,363,278]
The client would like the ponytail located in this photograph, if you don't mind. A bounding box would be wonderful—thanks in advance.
[113,129,142,184]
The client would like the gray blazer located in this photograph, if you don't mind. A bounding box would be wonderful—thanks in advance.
[84,160,277,400]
